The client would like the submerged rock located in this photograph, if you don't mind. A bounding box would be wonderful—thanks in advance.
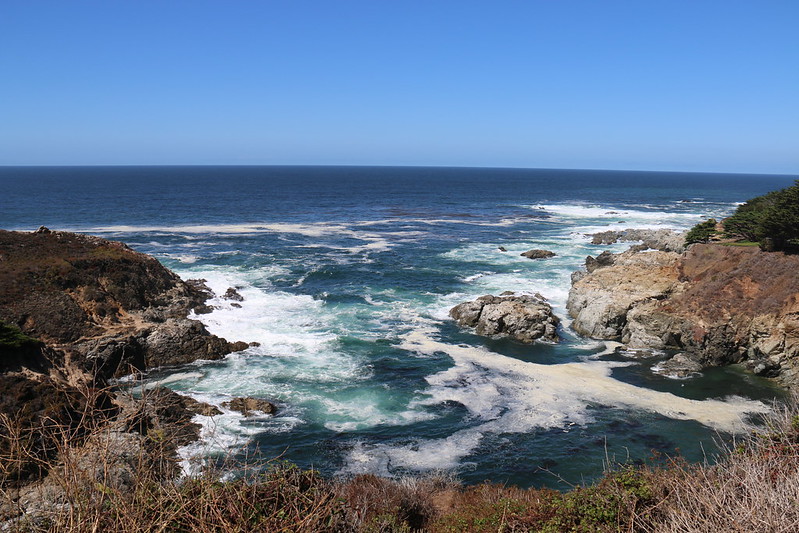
[450,293,560,343]
[652,353,703,378]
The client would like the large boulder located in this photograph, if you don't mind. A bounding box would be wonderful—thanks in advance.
[450,293,560,343]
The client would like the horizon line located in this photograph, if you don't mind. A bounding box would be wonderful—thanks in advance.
[0,163,797,178]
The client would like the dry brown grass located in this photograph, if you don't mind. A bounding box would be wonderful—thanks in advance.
[3,388,799,532]
[634,402,799,533]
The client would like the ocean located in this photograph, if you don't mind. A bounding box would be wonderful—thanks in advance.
[1,166,795,488]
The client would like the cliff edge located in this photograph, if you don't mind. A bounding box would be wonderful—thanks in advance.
[567,243,799,387]
[0,228,252,514]
[0,227,247,379]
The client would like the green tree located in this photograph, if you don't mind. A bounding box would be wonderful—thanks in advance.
[718,180,799,253]
[759,180,799,253]
[685,218,718,245]
[722,187,784,242]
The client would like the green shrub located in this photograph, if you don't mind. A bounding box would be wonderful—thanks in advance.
[0,320,41,350]
[685,218,718,245]
[722,180,799,253]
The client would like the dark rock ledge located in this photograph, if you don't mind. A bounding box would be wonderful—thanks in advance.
[0,228,260,522]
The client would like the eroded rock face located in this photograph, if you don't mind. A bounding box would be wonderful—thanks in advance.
[567,250,682,340]
[567,244,799,389]
[450,293,560,343]
[0,229,248,377]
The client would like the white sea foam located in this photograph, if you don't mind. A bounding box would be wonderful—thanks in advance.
[157,264,447,466]
[85,221,430,256]
[532,204,695,222]
[339,328,770,476]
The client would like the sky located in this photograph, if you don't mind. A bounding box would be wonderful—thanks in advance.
[1,1,798,173]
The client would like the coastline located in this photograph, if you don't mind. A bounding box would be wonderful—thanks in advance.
[2,226,798,530]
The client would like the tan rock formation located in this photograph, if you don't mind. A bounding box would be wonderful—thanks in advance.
[567,243,799,388]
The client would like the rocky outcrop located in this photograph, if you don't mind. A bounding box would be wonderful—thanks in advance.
[0,229,247,378]
[450,293,560,343]
[589,228,686,253]
[0,228,252,519]
[222,397,277,416]
[520,249,556,259]
[567,250,682,340]
[568,244,799,388]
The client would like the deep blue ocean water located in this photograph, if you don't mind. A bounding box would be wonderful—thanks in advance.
[1,166,796,488]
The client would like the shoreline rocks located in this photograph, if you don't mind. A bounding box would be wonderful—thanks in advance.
[652,353,703,379]
[0,229,248,378]
[450,293,560,343]
[588,228,686,253]
[567,243,799,389]
[222,397,277,416]
[0,228,253,516]
[567,249,682,340]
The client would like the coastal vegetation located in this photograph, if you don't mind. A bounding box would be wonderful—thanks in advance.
[686,180,799,252]
[683,218,718,245]
[2,386,799,531]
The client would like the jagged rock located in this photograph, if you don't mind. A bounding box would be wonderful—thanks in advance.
[746,358,782,377]
[520,249,556,259]
[181,396,222,417]
[567,250,682,339]
[450,293,560,343]
[652,353,703,378]
[223,287,244,301]
[115,388,204,448]
[141,318,246,368]
[568,243,799,388]
[585,250,616,273]
[222,397,276,416]
[0,229,249,377]
[590,230,620,245]
[498,246,507,252]
[588,229,686,253]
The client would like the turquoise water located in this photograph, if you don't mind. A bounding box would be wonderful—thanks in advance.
[0,166,793,488]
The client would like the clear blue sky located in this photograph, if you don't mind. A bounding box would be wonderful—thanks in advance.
[1,1,797,173]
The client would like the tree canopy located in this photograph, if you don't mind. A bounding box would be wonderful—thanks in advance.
[688,180,799,253]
